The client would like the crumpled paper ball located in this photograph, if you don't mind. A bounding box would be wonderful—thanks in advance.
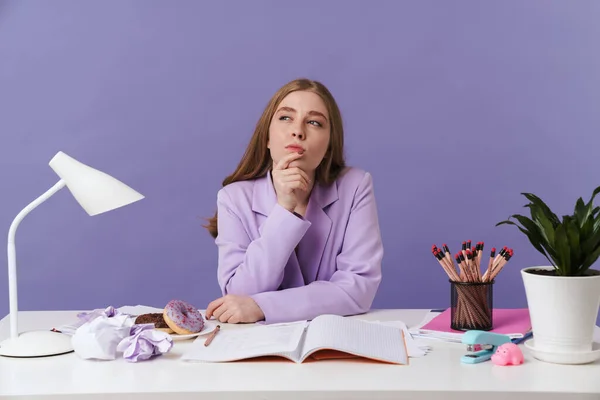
[77,305,121,321]
[71,312,134,360]
[71,306,173,362]
[116,323,173,362]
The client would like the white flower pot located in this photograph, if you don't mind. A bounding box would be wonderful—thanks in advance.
[521,266,600,362]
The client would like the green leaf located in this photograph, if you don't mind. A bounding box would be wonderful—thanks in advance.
[581,245,600,272]
[588,185,600,205]
[593,216,600,235]
[496,218,555,267]
[581,230,600,255]
[564,216,580,267]
[579,186,600,231]
[553,224,571,275]
[582,208,600,256]
[581,217,595,239]
[580,199,599,231]
[496,219,514,227]
[527,204,556,247]
[575,197,587,227]
[521,192,560,227]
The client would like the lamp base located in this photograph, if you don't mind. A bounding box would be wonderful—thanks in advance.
[0,330,73,357]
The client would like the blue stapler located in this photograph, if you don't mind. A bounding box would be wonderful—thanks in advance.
[460,330,512,364]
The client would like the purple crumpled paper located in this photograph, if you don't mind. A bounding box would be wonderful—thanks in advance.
[116,323,173,362]
[75,306,122,327]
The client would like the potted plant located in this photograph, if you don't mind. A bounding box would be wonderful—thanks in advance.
[496,186,600,364]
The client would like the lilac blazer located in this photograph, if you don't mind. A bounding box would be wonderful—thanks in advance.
[214,167,383,323]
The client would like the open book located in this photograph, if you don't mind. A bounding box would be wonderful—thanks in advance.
[181,314,408,364]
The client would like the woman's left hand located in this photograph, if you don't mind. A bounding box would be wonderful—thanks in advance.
[205,294,265,323]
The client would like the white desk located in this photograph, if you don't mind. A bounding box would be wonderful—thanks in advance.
[1,309,599,400]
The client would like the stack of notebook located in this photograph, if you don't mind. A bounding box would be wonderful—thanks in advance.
[409,308,532,343]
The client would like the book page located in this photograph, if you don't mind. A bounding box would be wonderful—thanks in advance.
[300,315,408,364]
[181,321,307,363]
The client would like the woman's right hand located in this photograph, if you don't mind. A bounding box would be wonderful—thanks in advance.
[272,152,311,212]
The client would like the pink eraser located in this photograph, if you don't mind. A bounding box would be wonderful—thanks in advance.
[491,343,524,366]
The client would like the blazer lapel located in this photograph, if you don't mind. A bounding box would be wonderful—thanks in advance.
[251,171,305,287]
[298,180,337,283]
[252,172,277,235]
[251,171,338,285]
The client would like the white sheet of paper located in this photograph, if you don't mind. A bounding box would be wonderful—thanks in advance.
[365,320,429,357]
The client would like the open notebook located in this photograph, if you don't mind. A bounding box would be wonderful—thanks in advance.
[181,314,409,364]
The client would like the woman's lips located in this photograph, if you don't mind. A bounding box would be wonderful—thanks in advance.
[285,146,305,154]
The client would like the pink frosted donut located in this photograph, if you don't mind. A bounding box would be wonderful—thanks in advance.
[163,299,204,335]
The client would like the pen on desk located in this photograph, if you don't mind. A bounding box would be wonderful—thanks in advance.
[204,325,220,347]
[512,331,533,345]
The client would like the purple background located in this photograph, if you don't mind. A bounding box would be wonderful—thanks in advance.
[1,1,600,320]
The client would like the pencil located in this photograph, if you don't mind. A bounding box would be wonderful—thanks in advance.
[443,244,455,272]
[432,245,452,271]
[466,249,475,280]
[471,247,480,281]
[433,248,460,281]
[476,242,483,279]
[438,249,456,276]
[493,247,507,268]
[204,325,221,347]
[490,247,508,276]
[482,247,495,282]
[477,242,484,269]
[491,249,513,280]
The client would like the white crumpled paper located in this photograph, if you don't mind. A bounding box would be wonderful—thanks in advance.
[70,305,173,362]
[117,324,174,362]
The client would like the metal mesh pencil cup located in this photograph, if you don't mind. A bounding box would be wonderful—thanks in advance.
[449,280,494,331]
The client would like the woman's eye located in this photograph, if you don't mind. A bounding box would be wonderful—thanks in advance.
[279,116,291,121]
[308,120,322,127]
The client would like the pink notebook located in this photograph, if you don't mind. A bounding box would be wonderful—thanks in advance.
[420,308,531,338]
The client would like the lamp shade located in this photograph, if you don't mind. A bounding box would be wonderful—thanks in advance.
[48,151,144,216]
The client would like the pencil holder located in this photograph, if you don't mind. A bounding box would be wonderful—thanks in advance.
[449,280,494,331]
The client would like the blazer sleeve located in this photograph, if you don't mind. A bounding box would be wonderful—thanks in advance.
[250,172,383,323]
[215,187,311,295]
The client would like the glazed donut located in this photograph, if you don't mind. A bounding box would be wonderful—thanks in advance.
[134,313,174,334]
[163,299,204,335]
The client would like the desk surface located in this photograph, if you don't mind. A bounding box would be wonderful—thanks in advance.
[1,309,599,400]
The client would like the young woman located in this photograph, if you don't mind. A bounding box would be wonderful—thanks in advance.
[204,78,383,324]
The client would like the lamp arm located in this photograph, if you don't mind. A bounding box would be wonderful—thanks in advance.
[7,179,66,339]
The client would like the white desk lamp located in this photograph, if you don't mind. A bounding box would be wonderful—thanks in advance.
[0,151,144,357]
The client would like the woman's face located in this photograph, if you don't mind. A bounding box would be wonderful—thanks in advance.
[267,90,331,173]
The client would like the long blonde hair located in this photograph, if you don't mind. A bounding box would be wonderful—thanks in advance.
[205,78,346,238]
